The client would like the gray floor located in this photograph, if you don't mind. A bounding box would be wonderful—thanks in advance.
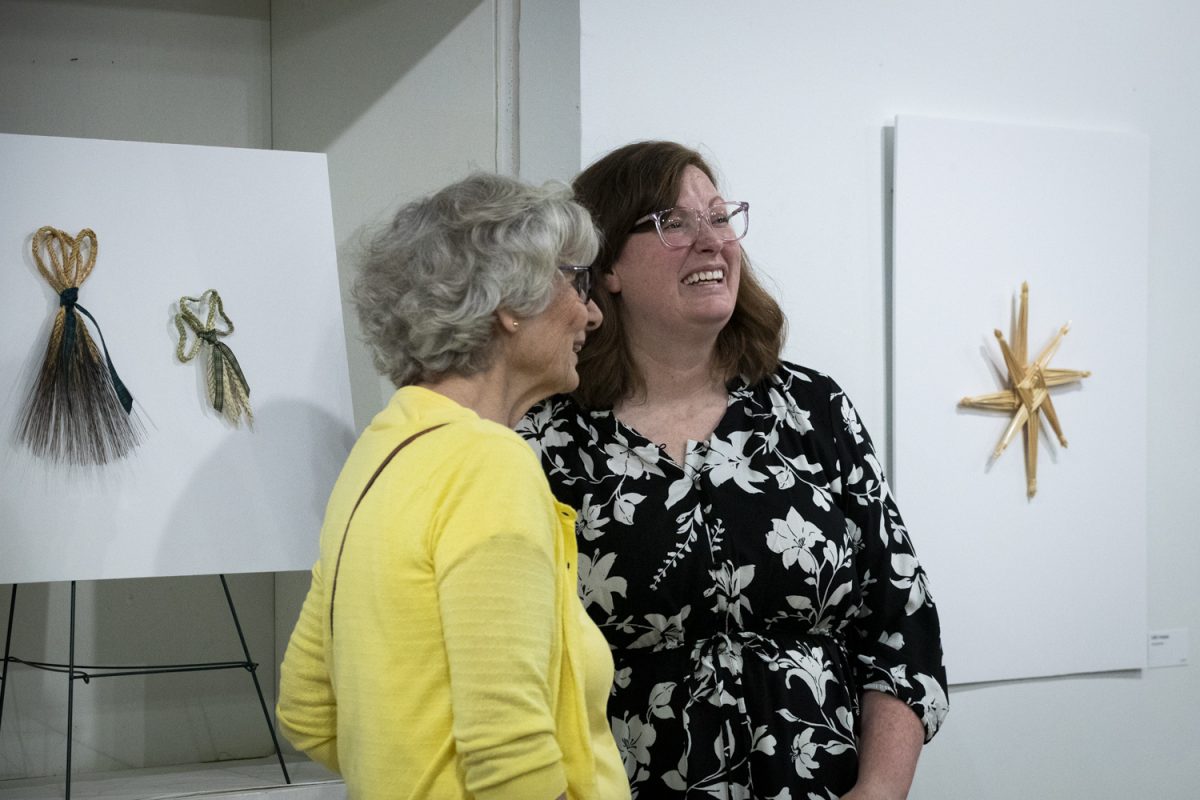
[0,756,344,799]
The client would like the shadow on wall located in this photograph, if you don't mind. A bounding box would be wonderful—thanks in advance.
[137,397,354,766]
[271,0,487,153]
[155,398,355,580]
[90,573,283,770]
[0,576,279,779]
[337,219,397,431]
[0,582,53,780]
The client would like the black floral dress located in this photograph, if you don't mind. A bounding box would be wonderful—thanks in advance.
[518,362,948,800]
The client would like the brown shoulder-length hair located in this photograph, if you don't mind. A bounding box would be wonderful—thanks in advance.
[571,140,786,409]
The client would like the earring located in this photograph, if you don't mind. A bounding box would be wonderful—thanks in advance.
[512,321,520,329]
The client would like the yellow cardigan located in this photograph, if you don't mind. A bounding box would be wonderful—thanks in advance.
[277,387,628,800]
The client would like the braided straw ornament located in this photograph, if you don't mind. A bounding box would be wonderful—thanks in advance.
[17,227,142,465]
[174,289,253,427]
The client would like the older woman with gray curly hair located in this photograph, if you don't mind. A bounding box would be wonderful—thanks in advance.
[277,173,629,800]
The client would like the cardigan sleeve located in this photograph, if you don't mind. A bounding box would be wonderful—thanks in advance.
[276,561,340,772]
[432,437,569,800]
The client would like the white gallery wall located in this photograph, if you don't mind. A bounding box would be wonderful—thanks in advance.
[575,1,1198,797]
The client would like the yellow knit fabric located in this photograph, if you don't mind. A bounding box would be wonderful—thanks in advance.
[277,386,629,800]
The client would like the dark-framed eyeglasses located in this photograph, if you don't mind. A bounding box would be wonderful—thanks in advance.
[631,201,750,249]
[557,265,592,302]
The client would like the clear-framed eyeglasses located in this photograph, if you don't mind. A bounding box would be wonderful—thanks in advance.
[631,201,750,249]
[557,265,592,302]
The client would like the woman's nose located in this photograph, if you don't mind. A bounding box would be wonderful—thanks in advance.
[693,219,723,251]
[585,298,603,331]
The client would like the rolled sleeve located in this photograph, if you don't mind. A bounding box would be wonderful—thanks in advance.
[831,383,949,742]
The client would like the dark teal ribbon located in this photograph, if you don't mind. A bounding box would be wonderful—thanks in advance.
[59,287,134,414]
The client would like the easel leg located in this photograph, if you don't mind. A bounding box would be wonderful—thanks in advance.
[219,575,291,785]
[66,581,76,800]
[0,584,17,734]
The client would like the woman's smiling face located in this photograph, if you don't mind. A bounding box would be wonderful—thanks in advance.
[603,165,742,340]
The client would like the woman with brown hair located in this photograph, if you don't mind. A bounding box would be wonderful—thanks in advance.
[519,141,948,799]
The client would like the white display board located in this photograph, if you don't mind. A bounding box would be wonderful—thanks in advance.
[892,116,1148,684]
[0,133,356,584]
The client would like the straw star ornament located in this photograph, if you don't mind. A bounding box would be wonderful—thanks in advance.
[959,282,1091,498]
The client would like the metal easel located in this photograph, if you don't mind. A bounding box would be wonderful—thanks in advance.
[0,576,291,799]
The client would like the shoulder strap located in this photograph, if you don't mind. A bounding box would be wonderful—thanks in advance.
[329,423,447,638]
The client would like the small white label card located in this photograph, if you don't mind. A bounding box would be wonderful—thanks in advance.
[1147,629,1189,668]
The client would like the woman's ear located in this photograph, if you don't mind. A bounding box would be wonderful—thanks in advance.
[603,269,621,294]
[496,308,521,333]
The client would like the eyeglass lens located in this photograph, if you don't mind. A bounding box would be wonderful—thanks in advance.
[658,202,747,247]
[558,267,591,301]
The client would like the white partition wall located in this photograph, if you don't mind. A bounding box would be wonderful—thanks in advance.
[0,133,355,585]
[891,115,1148,685]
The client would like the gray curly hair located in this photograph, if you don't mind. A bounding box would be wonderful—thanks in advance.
[353,173,599,387]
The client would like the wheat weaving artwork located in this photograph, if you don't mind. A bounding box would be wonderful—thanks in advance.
[174,289,253,427]
[959,282,1091,498]
[17,226,142,465]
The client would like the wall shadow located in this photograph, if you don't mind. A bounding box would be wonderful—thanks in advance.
[270,0,486,153]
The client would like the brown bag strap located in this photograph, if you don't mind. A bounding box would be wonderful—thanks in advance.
[329,423,447,638]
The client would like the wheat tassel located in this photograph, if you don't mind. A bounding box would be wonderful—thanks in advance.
[16,227,142,465]
[175,289,253,427]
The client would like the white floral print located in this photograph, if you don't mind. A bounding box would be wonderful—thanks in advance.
[578,551,627,614]
[519,362,947,798]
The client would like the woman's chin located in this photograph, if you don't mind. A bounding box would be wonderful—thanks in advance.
[682,307,735,334]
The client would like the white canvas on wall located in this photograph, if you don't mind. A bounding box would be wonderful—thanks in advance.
[891,115,1148,684]
[0,133,356,584]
